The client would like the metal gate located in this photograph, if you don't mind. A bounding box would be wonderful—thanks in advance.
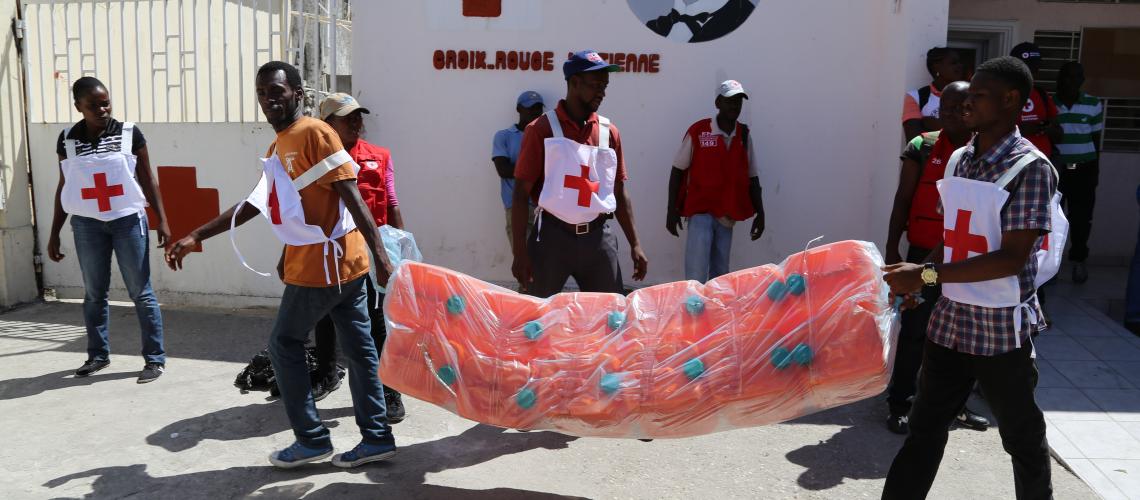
[19,0,351,124]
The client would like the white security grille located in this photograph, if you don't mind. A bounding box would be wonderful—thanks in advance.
[21,0,352,123]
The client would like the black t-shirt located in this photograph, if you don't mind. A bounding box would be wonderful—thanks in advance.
[56,118,146,158]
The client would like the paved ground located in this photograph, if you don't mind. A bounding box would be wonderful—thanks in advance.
[0,295,1104,500]
[1035,264,1140,499]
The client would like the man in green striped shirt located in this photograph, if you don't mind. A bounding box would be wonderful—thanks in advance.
[1055,62,1103,284]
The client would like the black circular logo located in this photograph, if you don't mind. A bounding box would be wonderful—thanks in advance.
[628,0,758,43]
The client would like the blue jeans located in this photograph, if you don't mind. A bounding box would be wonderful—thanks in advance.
[685,213,733,283]
[70,213,165,364]
[1127,185,1140,325]
[269,276,392,449]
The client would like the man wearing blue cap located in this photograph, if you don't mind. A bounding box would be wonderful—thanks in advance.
[493,91,545,250]
[512,50,649,297]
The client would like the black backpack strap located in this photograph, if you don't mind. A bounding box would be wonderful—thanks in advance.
[740,123,750,152]
[917,85,932,111]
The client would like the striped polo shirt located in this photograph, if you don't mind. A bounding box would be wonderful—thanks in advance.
[1056,92,1104,164]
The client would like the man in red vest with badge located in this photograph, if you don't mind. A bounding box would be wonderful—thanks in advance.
[883,81,989,435]
[511,50,649,297]
[666,79,765,283]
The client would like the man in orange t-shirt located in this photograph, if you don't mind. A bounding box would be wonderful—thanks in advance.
[166,62,397,469]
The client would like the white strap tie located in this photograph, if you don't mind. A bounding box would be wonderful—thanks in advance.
[229,200,271,277]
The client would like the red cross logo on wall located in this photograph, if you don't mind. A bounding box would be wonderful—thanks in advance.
[463,0,501,17]
[145,167,220,253]
[944,209,989,262]
[81,173,125,212]
[563,165,599,208]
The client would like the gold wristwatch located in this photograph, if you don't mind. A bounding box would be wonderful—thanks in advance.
[920,263,939,287]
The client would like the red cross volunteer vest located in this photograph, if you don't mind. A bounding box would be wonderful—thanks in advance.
[677,118,754,221]
[59,123,148,222]
[536,110,619,224]
[938,147,1067,341]
[230,150,359,286]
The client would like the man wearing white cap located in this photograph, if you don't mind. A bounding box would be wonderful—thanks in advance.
[666,79,765,282]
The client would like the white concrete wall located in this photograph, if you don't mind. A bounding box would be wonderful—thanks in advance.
[29,122,286,307]
[24,0,951,307]
[353,0,949,285]
[0,0,39,307]
[951,0,1140,263]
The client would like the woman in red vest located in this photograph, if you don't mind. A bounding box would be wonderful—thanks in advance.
[666,80,765,283]
[303,93,407,422]
[884,81,988,435]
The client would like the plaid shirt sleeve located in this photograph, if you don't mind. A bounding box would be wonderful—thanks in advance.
[1001,158,1056,233]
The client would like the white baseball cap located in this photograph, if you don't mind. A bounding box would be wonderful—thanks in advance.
[717,80,749,99]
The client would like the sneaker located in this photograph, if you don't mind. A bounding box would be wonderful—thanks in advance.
[312,376,342,402]
[137,363,165,384]
[268,441,334,469]
[887,413,909,435]
[331,441,397,468]
[955,407,989,431]
[75,359,110,377]
[384,387,406,424]
[1073,262,1089,284]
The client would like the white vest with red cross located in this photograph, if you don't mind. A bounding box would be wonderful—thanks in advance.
[59,123,148,221]
[937,147,1067,337]
[536,110,618,225]
[230,149,359,286]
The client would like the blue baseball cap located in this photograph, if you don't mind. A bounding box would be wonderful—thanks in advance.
[563,50,621,79]
[517,91,544,108]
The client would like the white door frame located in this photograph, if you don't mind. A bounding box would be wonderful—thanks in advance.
[948,19,1019,61]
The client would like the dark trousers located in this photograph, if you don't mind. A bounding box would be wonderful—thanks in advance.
[527,213,624,298]
[882,340,1052,500]
[886,246,942,415]
[1059,161,1099,263]
[314,279,397,393]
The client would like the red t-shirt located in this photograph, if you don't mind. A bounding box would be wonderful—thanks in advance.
[1019,88,1058,154]
[514,100,629,204]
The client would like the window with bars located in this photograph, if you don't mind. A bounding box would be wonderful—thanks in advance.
[1033,30,1140,153]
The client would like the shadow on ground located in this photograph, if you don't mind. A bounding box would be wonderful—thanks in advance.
[0,369,139,401]
[48,424,581,499]
[782,394,995,490]
[146,402,352,452]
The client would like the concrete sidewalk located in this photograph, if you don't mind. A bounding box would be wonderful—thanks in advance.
[0,299,1100,499]
[1035,265,1140,500]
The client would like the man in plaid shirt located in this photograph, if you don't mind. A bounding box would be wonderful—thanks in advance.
[881,56,1056,500]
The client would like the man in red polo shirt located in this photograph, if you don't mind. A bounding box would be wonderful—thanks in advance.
[511,50,649,297]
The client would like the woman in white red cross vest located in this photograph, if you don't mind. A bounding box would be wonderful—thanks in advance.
[46,77,172,384]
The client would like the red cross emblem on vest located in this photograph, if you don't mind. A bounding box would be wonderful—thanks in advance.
[81,172,125,212]
[944,209,989,262]
[267,182,283,225]
[563,165,599,208]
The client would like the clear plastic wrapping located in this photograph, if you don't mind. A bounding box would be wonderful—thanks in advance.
[381,240,898,439]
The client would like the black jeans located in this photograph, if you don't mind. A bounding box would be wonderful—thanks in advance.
[313,279,397,393]
[882,340,1052,500]
[526,213,624,298]
[886,246,943,416]
[1059,160,1099,263]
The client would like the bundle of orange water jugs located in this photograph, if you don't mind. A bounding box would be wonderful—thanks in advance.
[380,240,898,439]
